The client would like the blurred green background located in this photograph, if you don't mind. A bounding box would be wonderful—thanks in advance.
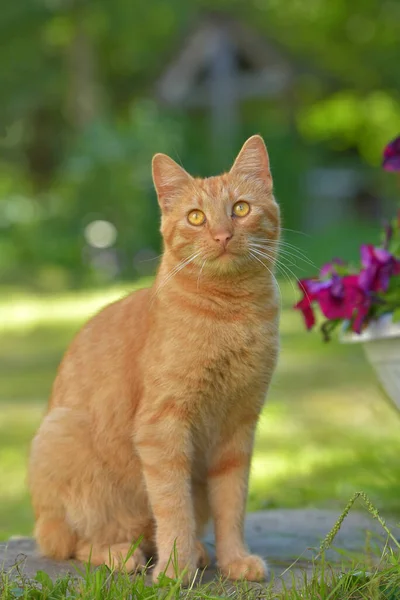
[1,0,400,540]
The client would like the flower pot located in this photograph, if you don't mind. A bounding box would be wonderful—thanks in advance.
[341,314,400,411]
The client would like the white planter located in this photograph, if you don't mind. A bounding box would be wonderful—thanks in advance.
[341,314,400,411]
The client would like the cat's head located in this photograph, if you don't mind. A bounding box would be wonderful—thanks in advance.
[152,135,280,276]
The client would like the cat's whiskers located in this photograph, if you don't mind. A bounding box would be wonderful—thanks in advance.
[260,244,313,304]
[250,244,297,268]
[152,252,201,300]
[248,244,300,301]
[138,254,163,263]
[260,238,314,258]
[253,237,316,269]
[249,241,316,273]
[249,242,304,270]
[248,239,310,299]
[280,227,310,237]
[248,250,282,308]
[249,245,291,276]
[197,258,207,291]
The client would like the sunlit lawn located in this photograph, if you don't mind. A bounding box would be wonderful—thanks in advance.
[1,278,400,541]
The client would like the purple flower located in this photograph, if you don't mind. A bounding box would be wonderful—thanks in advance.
[316,274,370,333]
[383,136,400,172]
[295,274,371,333]
[359,244,400,293]
[295,136,400,339]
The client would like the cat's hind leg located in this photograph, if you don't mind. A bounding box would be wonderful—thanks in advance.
[34,512,77,560]
[75,541,147,571]
[29,406,153,568]
[29,407,87,560]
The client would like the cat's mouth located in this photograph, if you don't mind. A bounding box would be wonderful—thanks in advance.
[212,247,244,265]
[214,247,235,260]
[200,245,244,267]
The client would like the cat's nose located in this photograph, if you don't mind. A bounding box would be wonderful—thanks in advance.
[213,230,233,247]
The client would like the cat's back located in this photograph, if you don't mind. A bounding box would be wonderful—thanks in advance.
[49,286,151,411]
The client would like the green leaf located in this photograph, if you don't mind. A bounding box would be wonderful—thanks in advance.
[335,264,352,276]
[24,589,42,600]
[156,572,176,586]
[392,308,400,322]
[9,588,25,598]
[34,569,54,590]
[50,578,72,599]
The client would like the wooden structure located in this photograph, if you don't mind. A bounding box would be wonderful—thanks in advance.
[156,14,295,156]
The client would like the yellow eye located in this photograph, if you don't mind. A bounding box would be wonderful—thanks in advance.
[187,210,206,226]
[233,201,250,218]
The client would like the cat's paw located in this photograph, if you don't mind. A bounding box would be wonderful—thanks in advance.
[195,540,210,568]
[152,556,198,584]
[103,543,146,572]
[219,554,268,581]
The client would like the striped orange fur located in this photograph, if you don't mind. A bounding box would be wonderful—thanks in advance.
[28,135,280,582]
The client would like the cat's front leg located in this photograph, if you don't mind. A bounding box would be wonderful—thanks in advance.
[134,403,197,583]
[208,421,268,582]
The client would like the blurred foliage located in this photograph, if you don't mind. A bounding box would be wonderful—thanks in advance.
[2,0,400,541]
[0,0,400,287]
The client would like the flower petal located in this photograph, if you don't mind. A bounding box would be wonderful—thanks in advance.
[383,136,400,172]
[294,297,316,329]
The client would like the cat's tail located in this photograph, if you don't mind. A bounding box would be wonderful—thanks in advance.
[34,510,77,560]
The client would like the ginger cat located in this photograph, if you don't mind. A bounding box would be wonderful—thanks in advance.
[28,135,280,583]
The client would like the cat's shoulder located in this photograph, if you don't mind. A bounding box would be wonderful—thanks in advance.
[71,286,152,345]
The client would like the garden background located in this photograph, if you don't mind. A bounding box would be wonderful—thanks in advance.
[1,0,400,540]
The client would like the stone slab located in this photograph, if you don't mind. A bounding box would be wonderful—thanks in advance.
[1,509,396,589]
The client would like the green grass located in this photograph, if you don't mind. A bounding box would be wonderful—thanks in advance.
[1,278,400,541]
[2,494,400,599]
[3,561,400,600]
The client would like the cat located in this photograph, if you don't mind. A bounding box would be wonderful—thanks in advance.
[28,135,280,583]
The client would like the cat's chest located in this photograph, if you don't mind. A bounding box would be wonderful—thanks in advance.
[196,330,261,390]
[145,301,279,406]
[188,319,277,454]
[176,317,275,398]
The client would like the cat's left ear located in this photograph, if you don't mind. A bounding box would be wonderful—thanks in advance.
[152,153,192,212]
[230,135,272,188]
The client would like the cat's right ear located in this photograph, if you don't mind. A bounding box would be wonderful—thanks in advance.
[152,154,192,212]
[230,135,272,189]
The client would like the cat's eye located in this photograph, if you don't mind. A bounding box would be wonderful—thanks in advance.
[187,210,206,226]
[233,201,250,218]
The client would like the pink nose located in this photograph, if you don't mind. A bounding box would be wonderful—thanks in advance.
[213,231,233,246]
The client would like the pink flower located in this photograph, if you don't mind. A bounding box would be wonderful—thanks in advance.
[383,135,400,172]
[295,274,371,334]
[295,279,317,330]
[316,274,370,333]
[294,136,400,340]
